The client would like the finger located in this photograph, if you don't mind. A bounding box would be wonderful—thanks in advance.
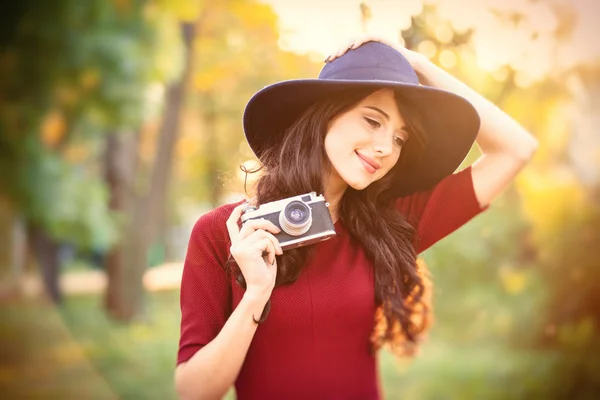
[350,35,375,49]
[247,196,258,206]
[349,38,367,49]
[335,46,349,58]
[264,239,276,265]
[265,254,278,275]
[245,229,283,256]
[256,238,276,265]
[326,40,355,63]
[245,229,283,255]
[239,219,281,240]
[226,202,248,246]
[350,36,387,50]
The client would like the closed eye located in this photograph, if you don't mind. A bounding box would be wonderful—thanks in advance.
[393,136,406,147]
[364,117,381,129]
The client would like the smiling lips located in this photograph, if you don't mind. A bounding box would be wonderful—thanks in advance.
[355,151,381,174]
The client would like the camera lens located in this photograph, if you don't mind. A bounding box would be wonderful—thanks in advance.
[279,200,312,236]
[290,208,304,222]
[286,203,308,224]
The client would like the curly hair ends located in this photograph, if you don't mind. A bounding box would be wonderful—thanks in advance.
[227,86,433,358]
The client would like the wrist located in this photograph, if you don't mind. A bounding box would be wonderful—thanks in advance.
[412,54,434,76]
[244,287,271,305]
[241,290,271,324]
[413,57,443,88]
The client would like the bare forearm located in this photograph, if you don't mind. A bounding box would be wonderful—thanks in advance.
[175,291,268,400]
[417,60,539,160]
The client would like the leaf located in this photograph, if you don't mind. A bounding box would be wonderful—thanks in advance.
[155,0,203,22]
[40,110,67,148]
[360,2,373,22]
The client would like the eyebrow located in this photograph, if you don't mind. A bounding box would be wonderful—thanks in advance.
[363,106,410,137]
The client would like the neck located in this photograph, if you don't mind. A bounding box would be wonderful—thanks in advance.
[323,171,347,224]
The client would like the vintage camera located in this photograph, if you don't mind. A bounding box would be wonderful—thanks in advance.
[240,192,336,251]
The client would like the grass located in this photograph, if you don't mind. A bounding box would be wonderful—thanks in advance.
[1,290,559,399]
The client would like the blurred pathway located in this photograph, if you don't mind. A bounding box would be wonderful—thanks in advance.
[20,262,184,296]
[0,263,184,398]
[0,299,117,399]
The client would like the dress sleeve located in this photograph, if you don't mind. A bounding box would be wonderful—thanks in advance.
[177,211,232,366]
[394,165,490,254]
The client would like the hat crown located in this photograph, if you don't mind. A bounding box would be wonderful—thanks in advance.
[318,42,419,84]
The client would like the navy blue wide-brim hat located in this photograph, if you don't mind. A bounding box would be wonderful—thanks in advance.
[243,42,480,197]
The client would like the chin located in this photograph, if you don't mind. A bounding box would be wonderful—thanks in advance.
[344,177,373,191]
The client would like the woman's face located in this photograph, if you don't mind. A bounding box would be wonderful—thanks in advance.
[324,88,410,191]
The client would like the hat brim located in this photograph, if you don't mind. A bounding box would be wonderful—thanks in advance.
[243,79,480,197]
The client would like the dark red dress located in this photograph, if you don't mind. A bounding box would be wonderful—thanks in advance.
[177,166,489,399]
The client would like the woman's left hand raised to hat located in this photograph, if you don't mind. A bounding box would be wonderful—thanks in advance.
[325,36,427,71]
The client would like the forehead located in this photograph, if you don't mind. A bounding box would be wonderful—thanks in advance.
[356,88,406,124]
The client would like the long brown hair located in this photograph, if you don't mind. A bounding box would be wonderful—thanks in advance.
[229,87,432,358]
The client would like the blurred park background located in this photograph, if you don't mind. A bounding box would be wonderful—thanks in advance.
[0,0,599,398]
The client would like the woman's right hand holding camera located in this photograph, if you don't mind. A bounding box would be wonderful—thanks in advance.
[226,202,283,300]
[175,202,284,399]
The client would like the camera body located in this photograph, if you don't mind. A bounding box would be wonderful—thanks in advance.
[240,192,336,251]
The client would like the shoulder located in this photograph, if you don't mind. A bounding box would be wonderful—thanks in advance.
[189,199,245,254]
[192,200,244,232]
[394,166,489,253]
[393,166,480,224]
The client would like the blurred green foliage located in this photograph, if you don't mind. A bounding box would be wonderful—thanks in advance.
[0,0,180,251]
[23,151,117,251]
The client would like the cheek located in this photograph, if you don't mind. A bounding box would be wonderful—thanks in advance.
[376,152,401,179]
[328,117,367,145]
[325,139,346,174]
[325,126,355,159]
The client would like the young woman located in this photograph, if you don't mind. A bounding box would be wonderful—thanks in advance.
[174,38,538,400]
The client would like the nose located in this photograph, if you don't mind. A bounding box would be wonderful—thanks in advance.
[371,133,394,157]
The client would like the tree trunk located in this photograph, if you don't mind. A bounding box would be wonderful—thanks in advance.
[203,94,222,207]
[0,203,26,299]
[567,66,600,189]
[28,224,62,303]
[103,131,138,318]
[103,22,197,321]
